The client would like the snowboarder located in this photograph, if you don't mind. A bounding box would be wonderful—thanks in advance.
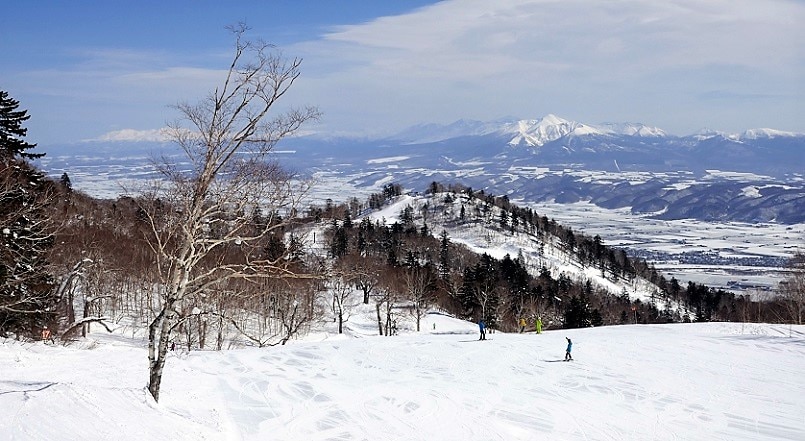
[536,317,543,334]
[478,319,487,340]
[565,337,573,361]
[518,317,526,333]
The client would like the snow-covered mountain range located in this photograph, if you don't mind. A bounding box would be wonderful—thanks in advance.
[385,114,798,147]
[390,114,671,146]
[268,114,804,223]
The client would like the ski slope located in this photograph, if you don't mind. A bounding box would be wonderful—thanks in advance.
[2,315,803,440]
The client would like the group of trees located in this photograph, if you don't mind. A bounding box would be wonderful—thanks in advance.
[321,185,641,331]
[322,181,805,335]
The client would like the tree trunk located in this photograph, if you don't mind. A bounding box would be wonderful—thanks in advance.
[198,315,206,349]
[147,301,174,403]
[82,298,90,338]
[216,316,224,351]
[375,302,384,335]
[385,305,393,337]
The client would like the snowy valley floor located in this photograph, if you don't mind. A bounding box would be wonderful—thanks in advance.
[2,316,804,441]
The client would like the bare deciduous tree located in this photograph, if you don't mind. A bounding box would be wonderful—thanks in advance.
[779,253,804,325]
[329,276,358,334]
[375,269,404,336]
[404,266,435,332]
[138,24,319,402]
[343,255,381,304]
[275,279,322,345]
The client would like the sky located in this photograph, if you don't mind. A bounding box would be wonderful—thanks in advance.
[2,0,804,145]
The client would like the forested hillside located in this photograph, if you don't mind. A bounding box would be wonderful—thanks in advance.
[6,177,796,347]
[318,182,797,333]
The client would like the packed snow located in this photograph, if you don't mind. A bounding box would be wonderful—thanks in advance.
[2,313,803,440]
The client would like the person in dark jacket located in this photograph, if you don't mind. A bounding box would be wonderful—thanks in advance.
[479,319,487,340]
[565,337,573,361]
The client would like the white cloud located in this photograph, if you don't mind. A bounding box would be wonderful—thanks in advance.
[91,128,171,143]
[289,0,805,135]
[10,0,805,143]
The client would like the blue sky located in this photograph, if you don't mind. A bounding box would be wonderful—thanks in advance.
[2,0,803,145]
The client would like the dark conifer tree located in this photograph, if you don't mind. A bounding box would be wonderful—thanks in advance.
[0,90,43,160]
[0,91,56,337]
[438,230,450,280]
[330,226,349,258]
[59,172,72,192]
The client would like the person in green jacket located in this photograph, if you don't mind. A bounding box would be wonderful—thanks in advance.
[535,317,543,334]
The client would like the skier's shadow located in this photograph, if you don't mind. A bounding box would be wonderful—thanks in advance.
[543,359,571,363]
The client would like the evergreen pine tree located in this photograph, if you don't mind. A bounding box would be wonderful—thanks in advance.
[330,226,349,257]
[0,91,56,337]
[59,172,72,192]
[0,90,43,160]
[438,230,450,280]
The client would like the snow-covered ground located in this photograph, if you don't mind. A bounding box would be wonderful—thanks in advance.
[3,314,803,440]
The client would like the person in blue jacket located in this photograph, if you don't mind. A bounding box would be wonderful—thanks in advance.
[565,337,573,361]
[478,319,487,340]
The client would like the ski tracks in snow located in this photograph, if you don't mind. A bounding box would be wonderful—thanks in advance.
[165,325,805,441]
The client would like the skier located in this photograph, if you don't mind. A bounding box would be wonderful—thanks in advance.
[565,337,573,361]
[536,317,543,334]
[518,317,526,333]
[478,319,487,340]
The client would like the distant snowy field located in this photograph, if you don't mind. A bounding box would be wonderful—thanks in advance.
[527,201,804,293]
[3,312,803,440]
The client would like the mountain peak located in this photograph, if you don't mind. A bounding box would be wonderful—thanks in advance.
[502,114,604,147]
[741,128,802,139]
[594,122,667,137]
